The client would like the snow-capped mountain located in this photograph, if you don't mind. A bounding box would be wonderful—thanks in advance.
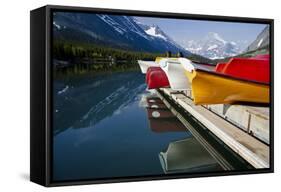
[184,32,245,59]
[137,22,186,53]
[245,26,269,52]
[53,13,190,55]
[145,25,167,40]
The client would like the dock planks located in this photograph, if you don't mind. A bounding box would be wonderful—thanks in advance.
[158,88,270,168]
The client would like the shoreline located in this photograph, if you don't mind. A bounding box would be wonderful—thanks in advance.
[53,67,141,80]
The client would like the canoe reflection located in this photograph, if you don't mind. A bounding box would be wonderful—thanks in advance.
[159,137,222,173]
[145,97,187,133]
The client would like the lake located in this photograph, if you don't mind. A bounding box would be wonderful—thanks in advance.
[52,71,223,182]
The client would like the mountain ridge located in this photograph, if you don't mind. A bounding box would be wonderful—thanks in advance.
[53,13,191,55]
[184,32,246,59]
[245,26,269,52]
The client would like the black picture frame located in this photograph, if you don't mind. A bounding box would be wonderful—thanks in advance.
[30,4,274,187]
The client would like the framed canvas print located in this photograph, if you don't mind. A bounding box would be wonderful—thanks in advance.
[30,5,274,187]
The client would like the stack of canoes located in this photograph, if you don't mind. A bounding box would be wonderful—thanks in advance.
[138,54,270,105]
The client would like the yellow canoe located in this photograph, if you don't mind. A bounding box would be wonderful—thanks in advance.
[184,69,270,105]
[155,57,178,64]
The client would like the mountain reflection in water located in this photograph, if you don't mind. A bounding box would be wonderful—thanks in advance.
[53,72,146,135]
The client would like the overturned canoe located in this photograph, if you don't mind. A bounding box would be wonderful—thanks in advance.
[137,60,159,74]
[159,58,190,90]
[146,67,162,84]
[215,62,227,73]
[179,58,270,105]
[215,56,270,83]
[146,67,170,89]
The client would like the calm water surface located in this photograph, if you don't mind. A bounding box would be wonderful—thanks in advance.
[53,71,221,181]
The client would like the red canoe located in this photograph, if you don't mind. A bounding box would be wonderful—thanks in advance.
[215,55,270,83]
[215,62,227,73]
[146,67,170,89]
[146,67,162,84]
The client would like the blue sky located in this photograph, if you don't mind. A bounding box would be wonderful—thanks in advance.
[136,16,268,46]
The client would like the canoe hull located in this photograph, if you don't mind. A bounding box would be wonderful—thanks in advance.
[160,59,190,90]
[215,56,270,83]
[137,60,159,74]
[146,67,162,84]
[146,68,170,89]
[185,70,269,105]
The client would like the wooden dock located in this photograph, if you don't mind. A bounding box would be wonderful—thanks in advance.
[157,88,270,169]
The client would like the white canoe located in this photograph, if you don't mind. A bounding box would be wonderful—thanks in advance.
[159,58,190,90]
[137,60,159,74]
[178,57,214,72]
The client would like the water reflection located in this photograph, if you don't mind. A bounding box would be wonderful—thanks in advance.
[144,96,222,173]
[159,137,222,173]
[53,72,146,135]
[145,97,187,133]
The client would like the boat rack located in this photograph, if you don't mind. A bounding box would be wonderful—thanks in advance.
[157,88,270,169]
